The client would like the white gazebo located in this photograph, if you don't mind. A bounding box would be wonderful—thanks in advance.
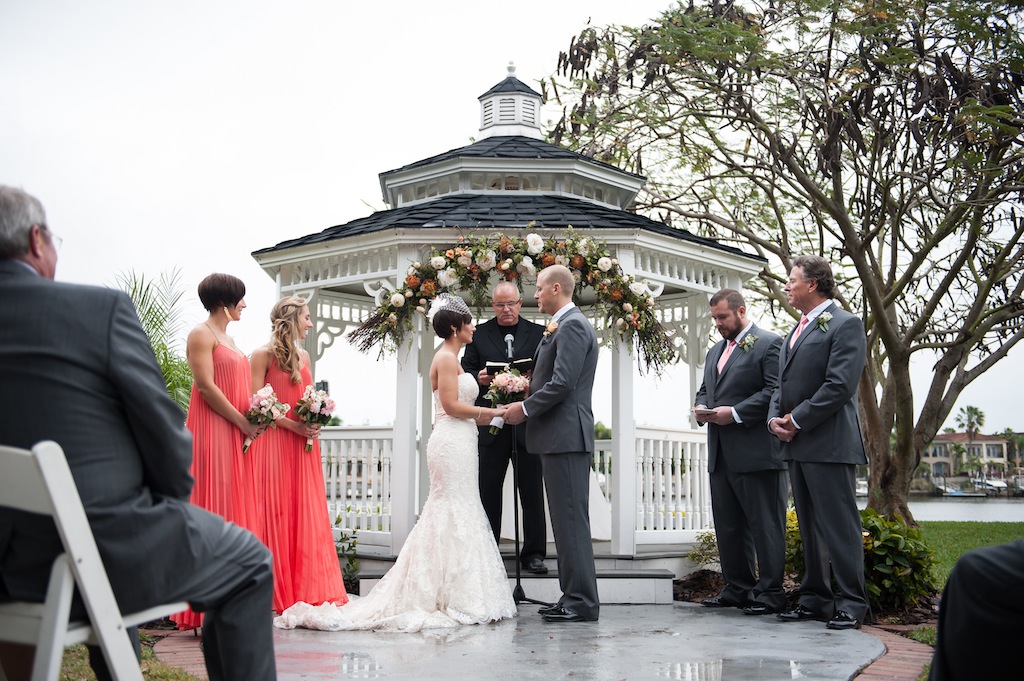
[252,64,765,567]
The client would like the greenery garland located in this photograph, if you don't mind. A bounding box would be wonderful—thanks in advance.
[347,228,677,373]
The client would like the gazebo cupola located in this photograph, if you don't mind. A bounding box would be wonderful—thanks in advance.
[478,62,544,141]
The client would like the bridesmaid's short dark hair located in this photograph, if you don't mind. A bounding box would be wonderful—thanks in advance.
[432,308,472,339]
[197,273,245,311]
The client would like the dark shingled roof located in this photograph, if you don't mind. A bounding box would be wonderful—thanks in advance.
[379,136,643,179]
[478,75,542,99]
[252,193,757,261]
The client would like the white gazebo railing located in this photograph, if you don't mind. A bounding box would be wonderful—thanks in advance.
[319,424,713,554]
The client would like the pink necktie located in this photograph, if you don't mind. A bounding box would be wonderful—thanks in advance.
[717,340,736,373]
[790,316,809,348]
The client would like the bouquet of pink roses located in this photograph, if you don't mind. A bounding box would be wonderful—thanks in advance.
[483,368,530,435]
[242,383,290,453]
[294,385,336,452]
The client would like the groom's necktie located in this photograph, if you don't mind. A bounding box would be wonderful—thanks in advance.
[716,340,736,374]
[789,315,810,348]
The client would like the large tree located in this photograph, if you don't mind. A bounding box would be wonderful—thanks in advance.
[546,0,1024,521]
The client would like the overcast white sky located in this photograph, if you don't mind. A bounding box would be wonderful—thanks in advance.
[2,0,1018,433]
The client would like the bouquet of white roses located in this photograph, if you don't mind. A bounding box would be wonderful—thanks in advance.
[242,384,290,452]
[294,385,336,452]
[483,368,530,435]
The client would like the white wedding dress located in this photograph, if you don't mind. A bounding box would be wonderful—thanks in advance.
[274,372,517,632]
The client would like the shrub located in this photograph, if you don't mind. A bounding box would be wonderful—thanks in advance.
[335,528,359,594]
[685,530,720,568]
[860,508,937,613]
[783,508,803,579]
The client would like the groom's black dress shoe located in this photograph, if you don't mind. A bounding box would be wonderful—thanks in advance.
[537,603,561,615]
[700,596,741,608]
[541,606,588,623]
[742,603,779,615]
[523,558,548,574]
[825,610,861,630]
[776,604,818,621]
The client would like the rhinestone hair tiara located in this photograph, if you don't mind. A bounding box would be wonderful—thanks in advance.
[427,293,471,320]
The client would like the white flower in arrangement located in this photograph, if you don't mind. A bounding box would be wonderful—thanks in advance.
[622,302,633,313]
[612,258,619,266]
[388,313,398,324]
[597,257,613,272]
[629,281,648,297]
[408,266,417,276]
[416,305,426,314]
[457,254,473,268]
[437,267,459,288]
[430,256,446,269]
[526,233,545,255]
[412,261,421,269]
[499,259,512,271]
[572,270,582,284]
[615,318,626,330]
[390,293,406,308]
[578,238,591,256]
[554,254,567,266]
[517,256,536,276]
[648,297,656,307]
[404,289,414,297]
[477,250,497,270]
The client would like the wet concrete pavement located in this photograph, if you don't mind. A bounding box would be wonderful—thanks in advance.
[267,603,885,680]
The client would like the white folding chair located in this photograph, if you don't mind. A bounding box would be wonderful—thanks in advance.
[0,441,187,681]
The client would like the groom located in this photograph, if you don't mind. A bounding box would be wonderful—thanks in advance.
[504,265,599,623]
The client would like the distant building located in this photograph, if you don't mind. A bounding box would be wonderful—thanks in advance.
[923,432,1009,477]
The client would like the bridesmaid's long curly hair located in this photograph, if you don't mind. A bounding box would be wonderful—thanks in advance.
[269,296,308,384]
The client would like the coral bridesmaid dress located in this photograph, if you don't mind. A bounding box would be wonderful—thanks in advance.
[251,360,348,613]
[171,344,261,630]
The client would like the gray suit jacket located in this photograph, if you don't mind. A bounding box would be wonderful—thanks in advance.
[524,307,598,455]
[768,304,867,465]
[0,259,223,612]
[695,325,784,473]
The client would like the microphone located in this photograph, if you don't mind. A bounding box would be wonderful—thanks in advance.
[504,333,514,359]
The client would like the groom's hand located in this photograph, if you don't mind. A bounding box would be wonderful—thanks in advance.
[503,401,526,425]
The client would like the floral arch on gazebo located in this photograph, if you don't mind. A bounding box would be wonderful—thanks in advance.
[251,64,765,562]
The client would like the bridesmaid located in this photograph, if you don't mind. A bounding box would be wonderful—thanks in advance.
[172,273,264,630]
[250,296,348,613]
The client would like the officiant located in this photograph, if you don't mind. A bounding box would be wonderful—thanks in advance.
[462,281,548,574]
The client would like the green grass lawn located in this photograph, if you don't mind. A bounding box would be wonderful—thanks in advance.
[919,521,1024,589]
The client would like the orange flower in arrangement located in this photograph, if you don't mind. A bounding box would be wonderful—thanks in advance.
[405,274,421,289]
[540,253,556,267]
[557,241,566,249]
[608,287,624,301]
[445,249,455,258]
[499,236,515,254]
[421,280,437,296]
[503,269,520,281]
[569,254,585,269]
[469,264,482,277]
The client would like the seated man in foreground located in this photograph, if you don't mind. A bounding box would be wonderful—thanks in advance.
[0,185,277,681]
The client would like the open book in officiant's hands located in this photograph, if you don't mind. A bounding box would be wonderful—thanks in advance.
[485,358,533,375]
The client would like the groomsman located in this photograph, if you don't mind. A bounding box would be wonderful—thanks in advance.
[768,255,870,630]
[462,281,548,574]
[504,265,600,623]
[694,288,787,615]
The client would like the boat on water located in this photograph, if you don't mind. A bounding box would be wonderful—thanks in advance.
[933,482,987,498]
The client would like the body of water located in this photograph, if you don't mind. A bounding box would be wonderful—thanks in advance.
[858,496,1024,522]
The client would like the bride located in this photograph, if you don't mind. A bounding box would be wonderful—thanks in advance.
[274,294,517,632]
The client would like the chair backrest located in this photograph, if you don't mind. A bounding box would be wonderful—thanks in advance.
[0,441,142,681]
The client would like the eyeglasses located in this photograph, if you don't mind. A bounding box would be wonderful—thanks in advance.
[493,300,522,310]
[39,224,62,251]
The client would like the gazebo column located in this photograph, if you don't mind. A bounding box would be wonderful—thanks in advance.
[686,296,706,428]
[610,342,637,555]
[390,326,420,554]
[609,244,638,555]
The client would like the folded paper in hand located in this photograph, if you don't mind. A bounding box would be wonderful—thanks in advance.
[485,358,533,375]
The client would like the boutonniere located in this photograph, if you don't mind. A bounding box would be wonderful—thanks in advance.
[543,320,558,338]
[738,334,757,352]
[816,312,833,332]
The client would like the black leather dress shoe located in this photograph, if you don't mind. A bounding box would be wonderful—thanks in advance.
[700,596,739,608]
[742,602,778,615]
[541,606,589,623]
[825,610,861,630]
[523,557,549,574]
[776,604,818,621]
[537,603,561,615]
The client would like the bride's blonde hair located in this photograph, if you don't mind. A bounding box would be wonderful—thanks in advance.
[269,296,308,384]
